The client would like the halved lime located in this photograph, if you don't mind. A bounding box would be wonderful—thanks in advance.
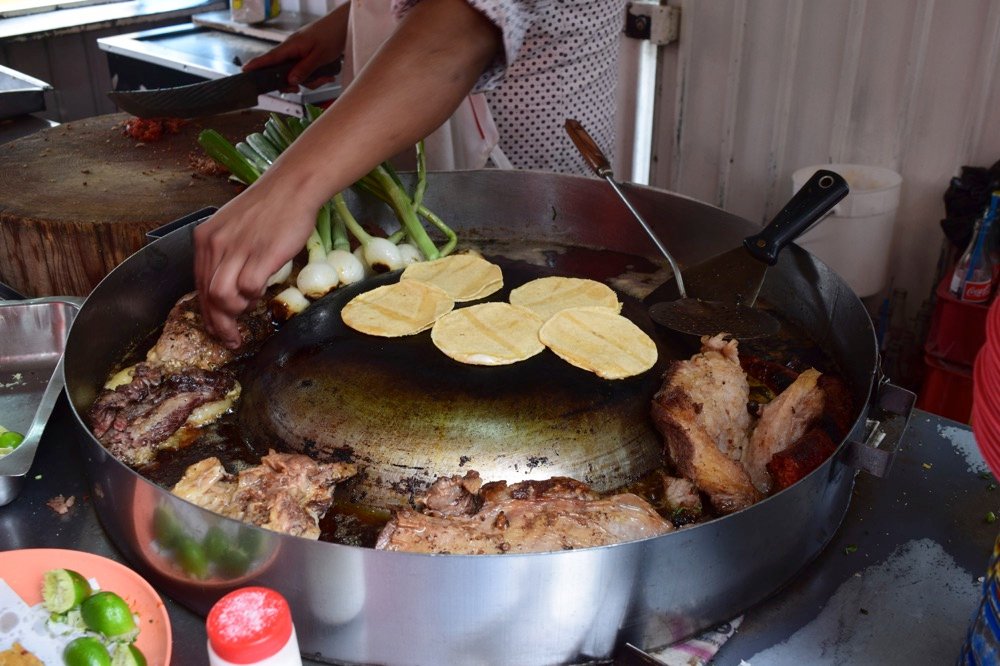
[64,636,112,666]
[111,643,147,666]
[80,591,139,641]
[42,568,93,613]
[0,430,24,451]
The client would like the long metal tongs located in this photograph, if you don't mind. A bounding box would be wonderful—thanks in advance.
[564,119,783,339]
[564,119,687,298]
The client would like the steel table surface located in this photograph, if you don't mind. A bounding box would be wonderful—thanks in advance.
[0,398,994,665]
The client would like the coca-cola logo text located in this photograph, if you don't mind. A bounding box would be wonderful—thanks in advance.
[962,280,993,302]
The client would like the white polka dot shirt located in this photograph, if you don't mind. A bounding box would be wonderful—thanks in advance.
[393,0,625,174]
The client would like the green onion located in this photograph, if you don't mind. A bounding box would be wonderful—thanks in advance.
[197,130,260,185]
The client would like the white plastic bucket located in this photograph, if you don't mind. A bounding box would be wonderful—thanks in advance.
[791,164,902,297]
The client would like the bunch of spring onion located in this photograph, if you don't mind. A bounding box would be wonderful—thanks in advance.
[197,107,457,319]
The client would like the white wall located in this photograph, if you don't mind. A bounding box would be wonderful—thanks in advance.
[645,0,1000,316]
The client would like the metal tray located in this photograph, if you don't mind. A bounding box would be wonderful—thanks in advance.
[0,64,51,120]
[0,296,82,505]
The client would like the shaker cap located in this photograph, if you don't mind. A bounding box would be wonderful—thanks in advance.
[207,587,293,664]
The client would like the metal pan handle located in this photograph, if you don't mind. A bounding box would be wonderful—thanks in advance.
[843,380,916,478]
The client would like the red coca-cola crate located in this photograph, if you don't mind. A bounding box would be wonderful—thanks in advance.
[916,353,973,423]
[924,275,991,367]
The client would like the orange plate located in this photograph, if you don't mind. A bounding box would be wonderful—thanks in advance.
[0,548,172,666]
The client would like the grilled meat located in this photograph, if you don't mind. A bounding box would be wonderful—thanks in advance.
[767,429,838,492]
[660,473,703,525]
[145,292,273,371]
[651,334,760,514]
[766,374,854,492]
[479,476,600,504]
[171,451,357,539]
[88,363,238,466]
[419,471,483,517]
[376,476,673,554]
[743,368,825,494]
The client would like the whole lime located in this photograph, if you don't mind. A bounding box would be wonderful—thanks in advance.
[80,591,139,641]
[64,636,112,666]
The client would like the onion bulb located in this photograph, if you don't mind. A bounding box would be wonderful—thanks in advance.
[397,243,424,266]
[296,261,339,299]
[364,237,403,273]
[327,250,365,285]
[270,286,310,321]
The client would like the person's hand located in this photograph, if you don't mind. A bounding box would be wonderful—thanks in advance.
[194,177,318,348]
[243,4,350,88]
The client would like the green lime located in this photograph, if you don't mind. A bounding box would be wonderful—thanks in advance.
[216,547,251,578]
[176,537,209,579]
[79,591,139,641]
[42,568,93,613]
[111,644,147,666]
[152,505,184,549]
[0,430,24,450]
[63,636,112,666]
[202,526,230,562]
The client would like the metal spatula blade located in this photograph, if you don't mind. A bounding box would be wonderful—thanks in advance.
[645,168,849,337]
[565,118,810,339]
[648,298,781,338]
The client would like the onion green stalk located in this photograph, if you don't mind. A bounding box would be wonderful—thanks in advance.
[197,108,459,310]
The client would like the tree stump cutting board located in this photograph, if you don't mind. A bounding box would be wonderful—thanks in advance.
[0,111,272,297]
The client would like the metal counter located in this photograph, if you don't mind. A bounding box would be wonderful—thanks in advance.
[0,400,994,665]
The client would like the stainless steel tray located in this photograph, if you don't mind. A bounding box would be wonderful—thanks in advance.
[0,64,51,120]
[0,296,82,505]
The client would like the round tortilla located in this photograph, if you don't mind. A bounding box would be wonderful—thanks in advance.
[342,280,454,337]
[431,302,545,366]
[401,253,503,302]
[538,306,657,379]
[508,276,620,320]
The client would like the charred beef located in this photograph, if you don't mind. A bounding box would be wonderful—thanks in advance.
[145,291,274,371]
[88,363,236,466]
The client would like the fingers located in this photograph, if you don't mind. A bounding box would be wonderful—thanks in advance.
[194,222,257,349]
[243,42,298,72]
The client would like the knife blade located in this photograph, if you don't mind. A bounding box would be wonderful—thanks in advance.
[107,61,339,118]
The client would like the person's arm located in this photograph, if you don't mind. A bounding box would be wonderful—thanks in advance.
[194,0,502,347]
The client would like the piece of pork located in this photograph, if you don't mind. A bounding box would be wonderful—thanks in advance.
[660,473,703,526]
[742,368,825,494]
[171,451,357,539]
[650,334,760,514]
[88,363,239,466]
[418,471,484,517]
[145,292,273,371]
[376,476,672,554]
[765,374,855,492]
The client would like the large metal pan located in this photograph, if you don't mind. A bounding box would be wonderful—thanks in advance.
[63,170,913,665]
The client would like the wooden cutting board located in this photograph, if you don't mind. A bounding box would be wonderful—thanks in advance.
[0,110,272,297]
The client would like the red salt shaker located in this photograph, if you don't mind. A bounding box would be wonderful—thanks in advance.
[207,587,302,666]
